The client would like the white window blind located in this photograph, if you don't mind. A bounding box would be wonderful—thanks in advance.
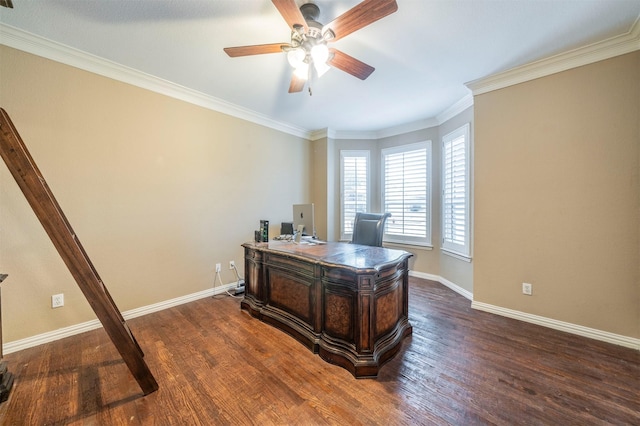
[340,150,370,239]
[382,142,431,246]
[442,123,470,257]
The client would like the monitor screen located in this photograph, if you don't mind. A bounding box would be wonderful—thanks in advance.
[293,203,315,237]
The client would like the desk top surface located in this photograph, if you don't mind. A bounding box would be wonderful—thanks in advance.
[243,241,412,271]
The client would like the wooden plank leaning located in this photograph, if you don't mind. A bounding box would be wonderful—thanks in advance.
[0,108,158,395]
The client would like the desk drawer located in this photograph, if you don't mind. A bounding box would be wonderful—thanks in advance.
[265,253,315,277]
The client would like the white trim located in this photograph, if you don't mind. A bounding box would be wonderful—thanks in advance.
[374,118,440,140]
[409,270,473,300]
[472,301,640,351]
[312,118,441,141]
[2,282,238,355]
[3,17,637,142]
[313,95,475,141]
[6,273,638,354]
[466,16,640,96]
[317,129,379,141]
[441,248,472,262]
[0,23,448,142]
[409,270,639,351]
[0,24,311,140]
[436,94,474,125]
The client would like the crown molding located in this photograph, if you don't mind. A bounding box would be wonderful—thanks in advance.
[314,117,442,141]
[314,94,475,142]
[0,24,312,139]
[375,117,440,139]
[0,23,474,142]
[9,15,635,142]
[435,93,474,124]
[466,15,640,95]
[308,127,372,141]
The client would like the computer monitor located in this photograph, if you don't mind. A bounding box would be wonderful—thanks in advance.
[293,203,315,237]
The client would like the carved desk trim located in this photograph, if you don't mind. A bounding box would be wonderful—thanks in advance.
[241,241,412,378]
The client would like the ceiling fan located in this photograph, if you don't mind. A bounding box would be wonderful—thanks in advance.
[223,0,398,94]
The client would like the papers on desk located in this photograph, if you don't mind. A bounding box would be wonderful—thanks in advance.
[273,235,327,245]
[299,236,326,245]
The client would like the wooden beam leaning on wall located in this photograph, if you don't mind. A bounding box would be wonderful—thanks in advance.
[0,108,158,396]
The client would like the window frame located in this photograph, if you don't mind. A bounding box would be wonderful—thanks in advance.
[441,123,471,259]
[381,141,432,247]
[340,150,371,241]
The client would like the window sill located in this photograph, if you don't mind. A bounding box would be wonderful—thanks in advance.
[383,241,433,251]
[441,248,472,262]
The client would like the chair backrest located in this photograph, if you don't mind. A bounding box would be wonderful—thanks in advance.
[350,212,391,247]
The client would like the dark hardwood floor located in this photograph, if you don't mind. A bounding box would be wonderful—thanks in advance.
[1,277,638,425]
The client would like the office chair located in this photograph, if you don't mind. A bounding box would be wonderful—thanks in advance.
[350,212,391,247]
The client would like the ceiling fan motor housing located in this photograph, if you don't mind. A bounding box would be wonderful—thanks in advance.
[300,3,320,22]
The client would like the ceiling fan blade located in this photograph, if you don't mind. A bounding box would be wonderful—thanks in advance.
[224,43,290,57]
[0,0,13,8]
[272,0,308,33]
[328,48,375,80]
[288,73,306,93]
[324,0,398,41]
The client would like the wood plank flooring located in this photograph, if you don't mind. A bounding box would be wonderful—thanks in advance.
[1,277,638,425]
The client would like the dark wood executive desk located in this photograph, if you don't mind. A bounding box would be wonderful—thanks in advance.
[241,240,413,378]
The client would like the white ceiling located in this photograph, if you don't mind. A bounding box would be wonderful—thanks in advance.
[1,0,639,135]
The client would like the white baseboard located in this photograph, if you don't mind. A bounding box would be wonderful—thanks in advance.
[3,282,238,355]
[409,270,474,300]
[472,301,640,351]
[6,274,639,354]
[409,270,639,351]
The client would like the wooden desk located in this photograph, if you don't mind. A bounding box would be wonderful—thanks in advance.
[241,241,412,378]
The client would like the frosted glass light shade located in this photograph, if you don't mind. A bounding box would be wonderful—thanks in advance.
[310,43,329,64]
[287,48,306,68]
[314,60,331,77]
[294,62,309,80]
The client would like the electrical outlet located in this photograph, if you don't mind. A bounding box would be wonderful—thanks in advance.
[52,293,64,308]
[229,260,235,270]
[522,283,533,296]
[215,263,221,273]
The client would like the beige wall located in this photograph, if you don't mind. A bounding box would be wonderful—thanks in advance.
[0,46,311,342]
[474,51,639,338]
[311,136,331,241]
[2,43,637,346]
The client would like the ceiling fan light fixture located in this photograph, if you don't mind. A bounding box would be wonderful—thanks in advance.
[322,29,335,42]
[314,60,331,77]
[310,43,329,64]
[287,47,306,68]
[224,0,399,93]
[293,62,309,80]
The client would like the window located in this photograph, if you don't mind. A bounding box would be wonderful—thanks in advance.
[442,123,470,258]
[382,141,431,246]
[340,150,370,239]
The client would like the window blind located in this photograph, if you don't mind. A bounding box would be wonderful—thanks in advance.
[340,151,369,238]
[382,142,431,245]
[442,124,470,256]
